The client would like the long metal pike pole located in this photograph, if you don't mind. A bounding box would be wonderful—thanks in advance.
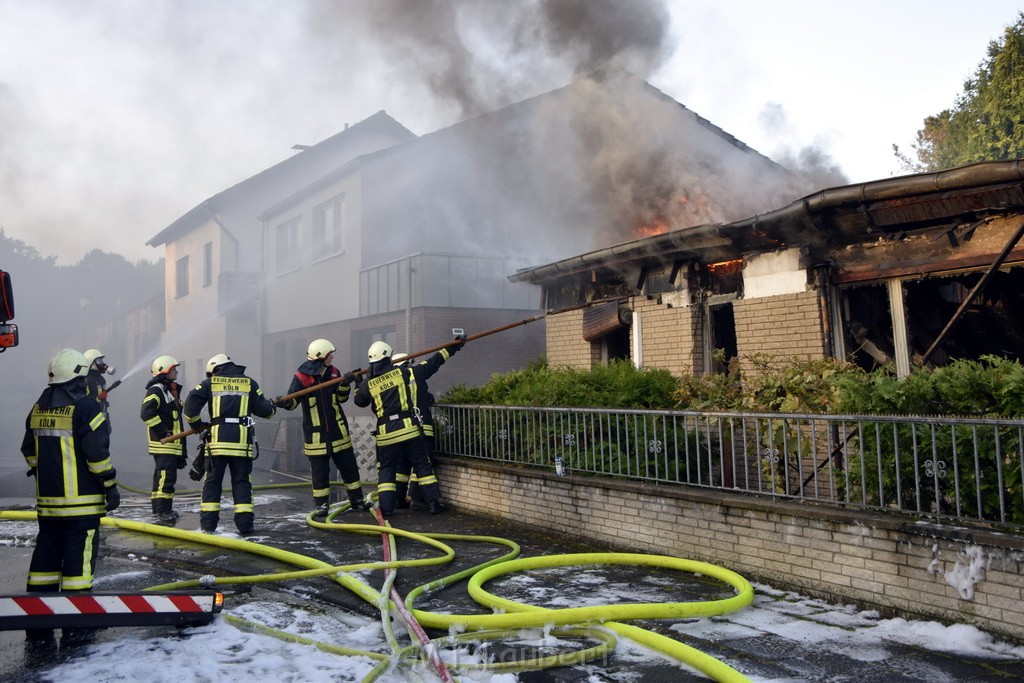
[281,295,624,403]
[160,296,623,443]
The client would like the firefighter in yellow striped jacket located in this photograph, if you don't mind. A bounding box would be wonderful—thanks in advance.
[276,338,371,518]
[21,349,119,643]
[140,355,186,524]
[353,336,463,518]
[183,353,275,534]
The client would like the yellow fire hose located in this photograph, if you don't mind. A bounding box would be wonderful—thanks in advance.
[1,495,754,682]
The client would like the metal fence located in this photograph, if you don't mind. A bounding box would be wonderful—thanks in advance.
[434,404,1024,530]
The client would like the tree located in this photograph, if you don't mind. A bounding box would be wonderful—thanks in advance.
[899,12,1024,172]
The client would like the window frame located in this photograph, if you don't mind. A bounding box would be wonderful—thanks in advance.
[313,194,346,256]
[276,216,303,274]
[175,255,190,298]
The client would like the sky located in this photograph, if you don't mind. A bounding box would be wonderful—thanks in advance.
[0,0,1021,265]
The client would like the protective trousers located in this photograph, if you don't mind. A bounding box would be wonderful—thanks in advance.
[309,446,365,508]
[377,438,440,515]
[27,517,101,592]
[396,437,435,505]
[150,452,180,514]
[200,456,254,533]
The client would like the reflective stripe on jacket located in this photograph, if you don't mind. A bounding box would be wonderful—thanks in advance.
[354,347,453,446]
[141,376,185,456]
[183,363,276,457]
[22,385,115,518]
[279,362,353,456]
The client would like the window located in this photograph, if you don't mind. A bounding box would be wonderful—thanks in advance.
[276,217,302,273]
[175,256,189,297]
[313,194,345,255]
[203,242,213,286]
[352,326,395,364]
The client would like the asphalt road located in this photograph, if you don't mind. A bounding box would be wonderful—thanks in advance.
[2,467,1024,682]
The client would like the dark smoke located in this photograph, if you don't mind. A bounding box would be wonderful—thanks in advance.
[312,0,674,121]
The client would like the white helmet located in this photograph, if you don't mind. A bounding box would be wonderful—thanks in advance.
[368,340,393,363]
[206,353,231,376]
[48,349,90,385]
[151,355,178,376]
[392,352,409,366]
[307,338,336,361]
[83,348,105,368]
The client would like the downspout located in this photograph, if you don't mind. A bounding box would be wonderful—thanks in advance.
[406,256,414,353]
[814,264,836,359]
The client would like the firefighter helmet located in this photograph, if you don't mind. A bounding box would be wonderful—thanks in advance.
[392,352,409,366]
[367,341,393,363]
[151,355,178,376]
[206,353,231,376]
[83,348,105,368]
[48,349,90,385]
[307,338,336,361]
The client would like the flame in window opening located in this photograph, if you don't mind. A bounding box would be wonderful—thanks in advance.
[707,259,743,276]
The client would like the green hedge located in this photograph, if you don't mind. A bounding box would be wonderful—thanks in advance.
[441,355,1024,418]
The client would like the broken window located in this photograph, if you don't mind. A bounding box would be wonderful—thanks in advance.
[701,260,741,374]
[903,267,1024,366]
[837,265,1024,371]
[839,283,896,371]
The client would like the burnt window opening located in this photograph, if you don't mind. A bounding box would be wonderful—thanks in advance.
[704,259,743,296]
[903,267,1024,366]
[839,284,896,371]
[601,325,631,363]
[708,302,737,374]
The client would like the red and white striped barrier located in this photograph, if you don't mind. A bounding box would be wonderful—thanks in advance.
[0,592,223,630]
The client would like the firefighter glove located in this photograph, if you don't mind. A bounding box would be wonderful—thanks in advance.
[342,371,356,385]
[193,420,210,432]
[105,487,121,512]
[98,391,108,401]
[26,467,36,478]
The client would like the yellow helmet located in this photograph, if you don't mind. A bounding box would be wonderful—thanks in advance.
[48,349,89,385]
[151,355,178,376]
[83,348,105,368]
[206,353,231,376]
[368,340,393,363]
[307,338,336,361]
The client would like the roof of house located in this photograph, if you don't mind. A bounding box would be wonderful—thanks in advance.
[509,158,1024,284]
[146,110,414,247]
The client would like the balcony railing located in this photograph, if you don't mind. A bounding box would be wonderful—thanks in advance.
[434,404,1024,530]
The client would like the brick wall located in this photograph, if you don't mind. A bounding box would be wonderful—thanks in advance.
[733,291,825,370]
[546,308,595,368]
[437,456,1024,642]
[632,295,701,376]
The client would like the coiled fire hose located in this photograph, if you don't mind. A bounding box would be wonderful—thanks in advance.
[1,489,754,682]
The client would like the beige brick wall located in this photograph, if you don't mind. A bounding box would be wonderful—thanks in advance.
[632,296,701,377]
[545,309,596,369]
[437,456,1024,642]
[734,291,825,369]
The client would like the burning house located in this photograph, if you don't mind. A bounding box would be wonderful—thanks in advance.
[511,159,1024,377]
[144,69,803,468]
[255,69,800,393]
